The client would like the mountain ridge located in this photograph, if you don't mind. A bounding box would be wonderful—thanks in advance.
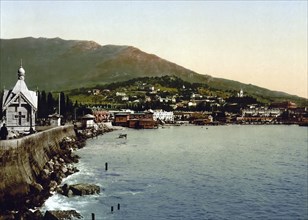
[0,37,306,104]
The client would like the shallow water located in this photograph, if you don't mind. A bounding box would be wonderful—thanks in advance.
[41,125,308,219]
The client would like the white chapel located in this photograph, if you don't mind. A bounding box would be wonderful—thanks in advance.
[2,64,38,132]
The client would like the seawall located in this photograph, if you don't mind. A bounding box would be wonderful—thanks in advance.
[0,125,76,203]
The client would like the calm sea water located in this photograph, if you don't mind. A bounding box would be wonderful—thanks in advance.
[42,125,308,220]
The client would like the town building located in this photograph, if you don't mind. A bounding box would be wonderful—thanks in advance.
[113,111,156,129]
[270,101,297,109]
[48,113,62,126]
[82,114,95,128]
[153,110,174,122]
[242,107,281,117]
[93,110,110,122]
[114,112,130,126]
[238,89,244,97]
[128,112,156,129]
[2,64,38,132]
[116,92,126,97]
[193,116,213,125]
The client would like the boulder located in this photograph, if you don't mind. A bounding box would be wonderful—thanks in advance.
[61,167,68,174]
[48,181,58,192]
[42,168,50,176]
[43,210,82,220]
[30,182,44,194]
[69,184,100,196]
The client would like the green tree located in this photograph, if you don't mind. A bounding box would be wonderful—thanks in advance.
[59,92,66,118]
[38,90,48,118]
[47,92,56,115]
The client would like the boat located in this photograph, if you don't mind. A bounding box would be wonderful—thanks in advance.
[119,134,127,138]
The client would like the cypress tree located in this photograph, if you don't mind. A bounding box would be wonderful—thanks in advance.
[38,90,48,118]
[47,92,55,115]
[60,92,66,118]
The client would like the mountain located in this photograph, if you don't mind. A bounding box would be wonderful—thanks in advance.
[0,37,306,104]
[0,37,208,90]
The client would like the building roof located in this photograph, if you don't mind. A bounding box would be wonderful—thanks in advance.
[2,68,38,111]
[48,113,62,119]
[3,80,37,110]
[82,114,95,119]
[115,113,130,116]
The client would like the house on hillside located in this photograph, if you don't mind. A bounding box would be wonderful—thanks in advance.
[2,64,38,133]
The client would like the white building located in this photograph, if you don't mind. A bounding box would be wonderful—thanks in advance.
[116,92,126,97]
[188,102,197,107]
[2,64,38,132]
[238,89,244,98]
[242,107,282,117]
[122,96,129,101]
[153,110,174,122]
[48,114,62,126]
[82,114,95,128]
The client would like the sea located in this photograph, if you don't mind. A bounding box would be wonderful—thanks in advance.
[41,125,308,220]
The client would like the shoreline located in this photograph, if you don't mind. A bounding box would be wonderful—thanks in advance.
[0,124,115,219]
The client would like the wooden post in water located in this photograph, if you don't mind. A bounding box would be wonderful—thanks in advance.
[105,162,108,171]
[111,206,114,212]
[117,203,120,210]
[91,213,95,220]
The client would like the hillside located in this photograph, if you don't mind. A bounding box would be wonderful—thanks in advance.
[0,37,306,105]
[0,37,208,90]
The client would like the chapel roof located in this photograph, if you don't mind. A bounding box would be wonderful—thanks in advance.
[2,65,37,111]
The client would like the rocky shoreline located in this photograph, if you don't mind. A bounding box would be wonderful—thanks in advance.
[0,124,114,220]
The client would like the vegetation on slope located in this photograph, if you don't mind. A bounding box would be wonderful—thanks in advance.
[66,76,307,107]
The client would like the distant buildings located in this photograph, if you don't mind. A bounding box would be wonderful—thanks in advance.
[93,110,110,122]
[114,111,157,129]
[270,101,297,109]
[153,110,174,122]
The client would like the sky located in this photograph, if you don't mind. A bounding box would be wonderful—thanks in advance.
[1,1,307,98]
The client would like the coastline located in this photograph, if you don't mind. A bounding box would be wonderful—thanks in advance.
[0,123,115,219]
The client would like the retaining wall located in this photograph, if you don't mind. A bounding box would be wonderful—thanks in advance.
[0,125,76,199]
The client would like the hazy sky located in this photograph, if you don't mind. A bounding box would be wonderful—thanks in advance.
[1,1,307,98]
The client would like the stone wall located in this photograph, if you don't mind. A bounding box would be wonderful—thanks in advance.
[0,125,76,201]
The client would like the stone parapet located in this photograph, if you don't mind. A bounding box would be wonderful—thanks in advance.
[0,125,76,204]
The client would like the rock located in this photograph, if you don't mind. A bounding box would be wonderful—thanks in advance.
[61,167,68,174]
[33,210,44,219]
[50,172,60,181]
[59,172,66,179]
[44,210,82,220]
[30,182,44,194]
[42,168,50,176]
[49,180,58,192]
[69,184,100,196]
[39,172,50,187]
[53,164,61,172]
[66,189,73,197]
[59,184,72,197]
